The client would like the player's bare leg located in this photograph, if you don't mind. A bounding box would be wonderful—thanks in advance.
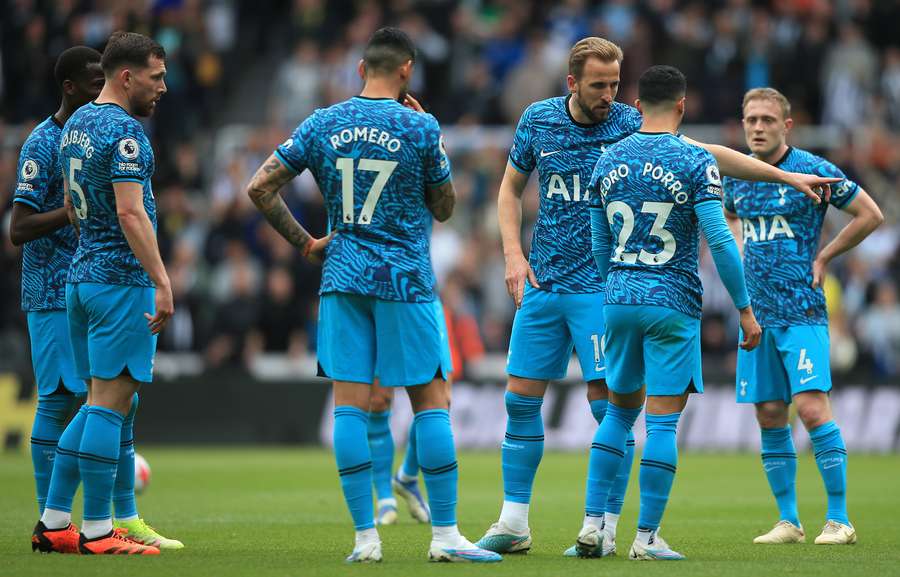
[368,382,399,525]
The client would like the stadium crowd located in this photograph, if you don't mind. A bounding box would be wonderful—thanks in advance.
[2,0,899,379]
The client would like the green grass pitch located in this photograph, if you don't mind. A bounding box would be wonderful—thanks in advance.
[1,448,898,576]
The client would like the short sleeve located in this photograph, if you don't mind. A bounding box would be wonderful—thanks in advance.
[275,113,317,174]
[508,105,536,174]
[816,158,859,210]
[693,149,724,206]
[110,122,153,183]
[423,115,451,186]
[722,176,735,212]
[13,138,51,211]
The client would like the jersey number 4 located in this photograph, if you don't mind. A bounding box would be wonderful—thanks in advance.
[336,157,398,225]
[606,201,675,265]
[66,158,88,220]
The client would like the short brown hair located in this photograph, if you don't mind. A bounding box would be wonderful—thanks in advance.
[568,37,623,79]
[743,87,791,119]
[101,31,165,76]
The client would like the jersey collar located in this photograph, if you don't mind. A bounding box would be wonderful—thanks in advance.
[773,146,793,168]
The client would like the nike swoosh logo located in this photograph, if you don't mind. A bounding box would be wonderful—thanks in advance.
[540,149,562,158]
[595,365,605,373]
[799,375,818,385]
[823,462,842,470]
[734,195,746,205]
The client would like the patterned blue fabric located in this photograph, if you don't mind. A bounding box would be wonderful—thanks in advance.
[589,132,724,318]
[275,96,451,303]
[13,117,77,311]
[723,147,858,327]
[509,97,642,293]
[61,102,157,287]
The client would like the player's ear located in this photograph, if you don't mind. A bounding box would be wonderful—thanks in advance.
[634,98,642,114]
[61,79,76,96]
[357,59,366,81]
[784,116,794,133]
[566,74,577,94]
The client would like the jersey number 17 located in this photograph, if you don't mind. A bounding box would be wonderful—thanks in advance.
[336,157,398,225]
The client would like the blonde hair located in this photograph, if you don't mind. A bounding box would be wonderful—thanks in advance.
[568,37,623,79]
[743,87,791,119]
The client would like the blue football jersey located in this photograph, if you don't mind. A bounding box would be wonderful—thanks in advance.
[589,132,724,319]
[275,96,451,303]
[13,116,77,311]
[61,102,157,287]
[723,147,859,327]
[509,97,642,293]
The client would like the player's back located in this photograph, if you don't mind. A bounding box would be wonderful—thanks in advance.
[275,96,450,303]
[60,102,156,287]
[591,132,723,319]
[723,147,858,327]
[14,117,77,311]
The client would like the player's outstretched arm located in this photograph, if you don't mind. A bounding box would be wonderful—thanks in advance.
[246,154,329,264]
[9,203,70,246]
[812,188,883,288]
[695,199,761,350]
[684,138,840,204]
[497,162,538,308]
[425,180,456,222]
[114,181,173,334]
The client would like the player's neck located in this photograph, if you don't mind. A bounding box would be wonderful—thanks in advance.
[639,114,679,135]
[359,77,401,101]
[755,144,790,166]
[54,102,73,126]
[95,85,132,115]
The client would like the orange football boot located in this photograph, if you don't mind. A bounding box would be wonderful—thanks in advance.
[32,521,80,554]
[78,530,160,555]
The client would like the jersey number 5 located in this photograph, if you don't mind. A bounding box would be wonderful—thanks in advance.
[336,157,398,225]
[67,158,88,220]
[606,201,676,265]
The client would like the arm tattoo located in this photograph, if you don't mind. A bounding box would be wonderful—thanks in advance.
[247,155,313,250]
[425,180,456,222]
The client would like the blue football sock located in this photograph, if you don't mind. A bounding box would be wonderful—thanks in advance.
[79,406,124,521]
[501,391,544,504]
[333,406,374,530]
[638,412,682,531]
[367,410,395,502]
[401,419,419,478]
[113,393,139,520]
[585,403,642,518]
[760,426,799,526]
[810,421,849,525]
[31,393,82,514]
[45,404,89,514]
[415,409,457,526]
[608,430,635,516]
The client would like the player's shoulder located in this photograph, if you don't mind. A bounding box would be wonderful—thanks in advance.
[785,146,841,175]
[521,96,566,123]
[608,102,642,130]
[21,117,62,156]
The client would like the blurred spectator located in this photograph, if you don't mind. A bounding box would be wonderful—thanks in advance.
[856,281,900,377]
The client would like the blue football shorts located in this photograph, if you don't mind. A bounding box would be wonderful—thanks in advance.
[26,310,86,396]
[66,282,157,383]
[317,292,451,387]
[736,324,832,404]
[603,303,702,396]
[506,285,606,382]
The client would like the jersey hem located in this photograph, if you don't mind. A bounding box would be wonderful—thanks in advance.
[508,156,532,174]
[426,173,451,186]
[110,177,145,184]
